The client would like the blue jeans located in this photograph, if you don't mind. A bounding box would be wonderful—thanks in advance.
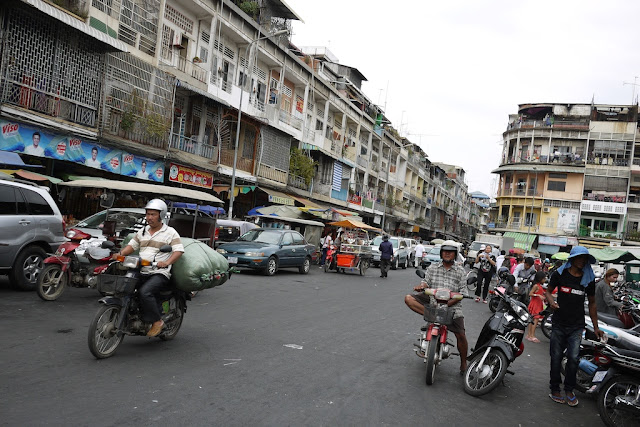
[320,247,328,265]
[549,324,583,393]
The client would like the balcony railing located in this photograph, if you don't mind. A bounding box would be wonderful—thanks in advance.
[288,173,309,191]
[506,119,589,132]
[500,154,585,166]
[176,56,207,84]
[587,157,629,167]
[1,66,98,127]
[219,149,252,173]
[258,164,287,184]
[169,133,215,159]
[278,109,303,130]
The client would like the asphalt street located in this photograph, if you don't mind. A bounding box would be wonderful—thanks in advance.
[1,265,605,426]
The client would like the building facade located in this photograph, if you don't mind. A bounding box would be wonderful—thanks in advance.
[0,0,481,241]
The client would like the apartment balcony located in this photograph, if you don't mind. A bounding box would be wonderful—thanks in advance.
[581,200,627,215]
[356,156,368,169]
[258,164,287,185]
[278,109,303,131]
[176,56,207,84]
[0,66,98,128]
[331,188,348,202]
[287,173,310,191]
[505,119,589,133]
[587,157,630,167]
[169,133,215,159]
[219,148,253,174]
[499,154,585,167]
[579,227,622,240]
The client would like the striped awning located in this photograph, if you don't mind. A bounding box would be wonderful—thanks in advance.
[578,238,611,249]
[503,231,536,251]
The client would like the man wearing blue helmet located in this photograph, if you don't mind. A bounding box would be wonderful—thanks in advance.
[545,246,603,407]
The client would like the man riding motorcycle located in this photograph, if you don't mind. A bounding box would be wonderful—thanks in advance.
[114,199,184,337]
[404,241,469,373]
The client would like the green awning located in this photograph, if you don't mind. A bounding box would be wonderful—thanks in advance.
[503,231,536,251]
[588,247,638,263]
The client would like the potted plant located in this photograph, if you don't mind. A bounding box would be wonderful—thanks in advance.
[193,56,202,63]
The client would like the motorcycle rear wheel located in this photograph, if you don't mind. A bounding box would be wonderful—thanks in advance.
[88,304,124,359]
[463,349,508,396]
[425,339,439,385]
[36,264,67,301]
[541,313,553,340]
[159,302,184,341]
[597,375,640,427]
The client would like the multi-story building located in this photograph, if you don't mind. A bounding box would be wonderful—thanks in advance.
[0,0,480,241]
[493,102,638,252]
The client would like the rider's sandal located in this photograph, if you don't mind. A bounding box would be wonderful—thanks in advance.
[549,393,565,404]
[566,394,579,407]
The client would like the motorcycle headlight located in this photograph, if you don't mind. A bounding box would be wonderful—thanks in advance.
[245,252,264,257]
[66,230,77,239]
[122,256,140,269]
[216,248,227,254]
[512,303,531,324]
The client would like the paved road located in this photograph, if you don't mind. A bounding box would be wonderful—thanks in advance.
[1,266,604,426]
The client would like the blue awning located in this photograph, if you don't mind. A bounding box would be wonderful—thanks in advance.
[537,244,560,255]
[0,151,27,166]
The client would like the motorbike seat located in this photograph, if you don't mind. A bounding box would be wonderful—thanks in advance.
[598,312,626,329]
[613,346,640,358]
[159,290,173,297]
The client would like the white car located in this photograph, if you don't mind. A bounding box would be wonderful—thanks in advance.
[370,236,410,269]
[73,208,146,238]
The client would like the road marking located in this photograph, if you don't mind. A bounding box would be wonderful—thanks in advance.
[284,344,303,350]
[223,358,241,366]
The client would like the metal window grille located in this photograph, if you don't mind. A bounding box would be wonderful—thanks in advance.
[92,0,122,17]
[164,4,193,34]
[282,85,292,98]
[201,30,210,44]
[118,0,160,56]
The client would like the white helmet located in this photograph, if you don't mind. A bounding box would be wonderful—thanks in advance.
[145,199,168,222]
[440,240,459,259]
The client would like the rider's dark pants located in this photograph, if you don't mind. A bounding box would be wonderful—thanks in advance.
[138,273,171,323]
[320,247,328,265]
[549,324,582,393]
[475,270,492,300]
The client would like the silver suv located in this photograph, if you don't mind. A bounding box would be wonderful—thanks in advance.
[0,178,66,290]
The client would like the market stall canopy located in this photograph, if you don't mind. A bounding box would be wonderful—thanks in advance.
[0,151,42,167]
[169,202,225,215]
[503,231,536,251]
[328,219,381,232]
[58,179,223,205]
[588,247,638,263]
[4,169,62,184]
[551,252,570,261]
[250,205,305,218]
[0,171,14,180]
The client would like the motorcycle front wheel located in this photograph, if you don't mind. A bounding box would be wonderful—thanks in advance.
[463,349,508,396]
[541,312,553,339]
[36,264,67,301]
[88,304,124,359]
[597,375,640,427]
[425,339,439,385]
[488,297,499,313]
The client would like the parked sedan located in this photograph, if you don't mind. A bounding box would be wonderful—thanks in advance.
[216,228,314,276]
[370,236,409,270]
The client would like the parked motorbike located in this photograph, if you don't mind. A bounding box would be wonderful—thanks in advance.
[463,286,531,396]
[488,267,516,313]
[87,243,188,359]
[323,244,337,273]
[413,269,471,385]
[36,228,113,301]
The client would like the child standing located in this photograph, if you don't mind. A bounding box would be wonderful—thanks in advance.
[526,271,547,343]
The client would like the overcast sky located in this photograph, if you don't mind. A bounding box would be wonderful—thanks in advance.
[286,0,640,197]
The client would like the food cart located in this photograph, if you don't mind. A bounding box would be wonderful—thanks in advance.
[324,219,380,276]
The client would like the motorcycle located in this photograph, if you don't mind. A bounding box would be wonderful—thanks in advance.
[87,243,188,359]
[488,268,516,313]
[36,228,113,301]
[578,320,640,427]
[463,286,531,396]
[323,244,337,273]
[413,269,471,385]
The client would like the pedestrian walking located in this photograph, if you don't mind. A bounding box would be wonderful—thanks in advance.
[379,235,393,278]
[320,232,333,266]
[474,244,496,303]
[526,271,547,343]
[414,239,425,268]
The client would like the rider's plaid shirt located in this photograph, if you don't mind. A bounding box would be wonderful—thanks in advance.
[424,262,468,319]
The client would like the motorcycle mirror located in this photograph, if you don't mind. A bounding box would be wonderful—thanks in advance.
[415,269,426,279]
[100,192,115,209]
[159,244,172,253]
[101,240,115,249]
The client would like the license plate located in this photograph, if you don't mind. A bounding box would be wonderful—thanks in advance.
[228,256,238,264]
[592,370,608,383]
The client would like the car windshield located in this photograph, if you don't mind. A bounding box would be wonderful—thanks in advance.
[76,210,145,230]
[371,236,398,248]
[429,247,441,255]
[470,242,488,251]
[238,229,282,244]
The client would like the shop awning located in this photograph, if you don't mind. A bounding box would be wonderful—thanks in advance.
[7,169,62,184]
[578,238,611,249]
[503,231,536,251]
[588,247,638,263]
[328,218,381,232]
[291,195,322,208]
[537,244,560,255]
[0,151,28,166]
[259,187,295,206]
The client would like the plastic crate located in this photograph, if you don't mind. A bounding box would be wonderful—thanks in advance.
[336,253,356,267]
[423,304,455,325]
[97,274,137,295]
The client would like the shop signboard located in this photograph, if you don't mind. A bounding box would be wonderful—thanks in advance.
[0,119,164,180]
[538,235,568,246]
[168,162,213,189]
[121,153,164,182]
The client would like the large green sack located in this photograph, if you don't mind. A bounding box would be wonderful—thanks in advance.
[120,235,230,292]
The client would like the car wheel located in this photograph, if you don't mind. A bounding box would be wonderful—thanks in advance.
[263,256,278,276]
[299,257,311,274]
[11,246,46,291]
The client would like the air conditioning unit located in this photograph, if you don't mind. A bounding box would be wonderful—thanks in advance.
[543,207,551,213]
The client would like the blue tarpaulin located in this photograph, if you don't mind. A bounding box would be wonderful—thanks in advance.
[170,202,225,215]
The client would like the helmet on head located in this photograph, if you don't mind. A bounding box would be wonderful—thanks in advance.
[144,199,168,222]
[440,240,459,259]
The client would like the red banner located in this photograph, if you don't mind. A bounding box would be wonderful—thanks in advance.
[168,163,213,189]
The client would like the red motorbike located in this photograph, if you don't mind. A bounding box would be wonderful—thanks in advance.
[323,244,337,273]
[414,269,469,385]
[36,228,113,301]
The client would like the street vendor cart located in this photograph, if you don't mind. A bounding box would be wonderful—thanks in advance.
[323,219,379,276]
